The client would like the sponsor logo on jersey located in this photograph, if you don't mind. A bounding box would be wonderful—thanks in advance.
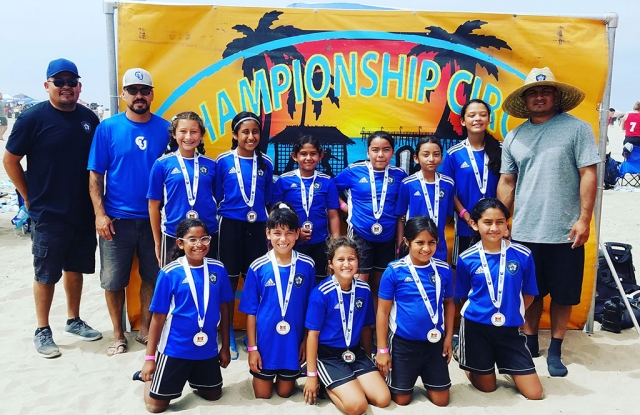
[507,260,519,274]
[265,279,275,287]
[170,167,181,175]
[460,161,470,168]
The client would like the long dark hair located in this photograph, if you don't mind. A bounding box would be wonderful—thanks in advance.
[460,99,502,175]
[367,130,395,149]
[168,218,210,262]
[468,198,510,245]
[165,111,206,155]
[231,111,266,172]
[292,134,322,154]
[400,215,438,257]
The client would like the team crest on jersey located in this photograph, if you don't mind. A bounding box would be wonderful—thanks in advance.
[355,297,364,311]
[474,266,485,274]
[81,121,91,133]
[199,166,209,175]
[258,169,264,177]
[313,182,322,190]
[439,189,446,199]
[294,274,304,288]
[135,136,147,150]
[428,272,437,285]
[209,272,218,284]
[506,260,519,274]
[387,176,395,185]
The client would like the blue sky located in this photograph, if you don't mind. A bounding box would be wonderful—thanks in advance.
[2,0,638,111]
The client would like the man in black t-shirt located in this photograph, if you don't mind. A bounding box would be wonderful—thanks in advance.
[2,58,103,358]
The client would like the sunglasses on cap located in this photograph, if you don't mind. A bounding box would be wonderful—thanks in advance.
[124,86,152,96]
[48,78,79,88]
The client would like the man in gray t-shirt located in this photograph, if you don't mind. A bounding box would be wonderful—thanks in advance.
[498,67,600,377]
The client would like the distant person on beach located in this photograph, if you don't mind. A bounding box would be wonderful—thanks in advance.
[88,68,170,356]
[2,58,102,358]
[622,101,640,147]
[0,92,8,140]
[97,105,105,121]
[498,67,600,377]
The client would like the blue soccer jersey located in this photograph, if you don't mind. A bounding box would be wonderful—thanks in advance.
[147,153,218,237]
[305,277,375,348]
[272,170,340,245]
[87,113,170,218]
[378,257,453,341]
[455,242,538,327]
[215,150,274,222]
[395,172,455,261]
[150,257,234,360]
[239,251,315,370]
[441,142,499,237]
[334,162,407,243]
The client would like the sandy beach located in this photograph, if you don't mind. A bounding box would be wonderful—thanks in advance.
[1,119,639,415]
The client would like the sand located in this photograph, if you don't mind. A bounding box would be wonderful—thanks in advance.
[1,118,639,415]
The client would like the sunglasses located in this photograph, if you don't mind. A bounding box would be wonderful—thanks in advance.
[48,78,79,88]
[125,86,152,96]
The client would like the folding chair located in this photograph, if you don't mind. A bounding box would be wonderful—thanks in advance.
[618,144,640,186]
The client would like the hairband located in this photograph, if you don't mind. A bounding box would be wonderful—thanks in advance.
[233,116,261,131]
[278,203,291,210]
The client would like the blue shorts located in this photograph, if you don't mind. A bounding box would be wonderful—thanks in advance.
[250,367,300,382]
[387,333,451,394]
[31,220,96,284]
[352,232,395,273]
[316,344,377,390]
[99,218,158,291]
[458,318,536,376]
[217,216,267,277]
[149,352,222,401]
[296,241,327,278]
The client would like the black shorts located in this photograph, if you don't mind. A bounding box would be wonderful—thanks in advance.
[387,333,451,394]
[351,232,395,273]
[31,220,96,284]
[217,217,267,277]
[296,241,327,277]
[149,353,223,401]
[517,241,584,305]
[452,235,473,268]
[458,318,536,376]
[316,344,377,390]
[162,233,219,266]
[250,367,300,382]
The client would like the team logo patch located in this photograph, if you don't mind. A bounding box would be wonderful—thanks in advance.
[258,169,264,177]
[135,70,145,81]
[294,273,304,288]
[209,272,218,284]
[135,136,147,150]
[439,189,446,199]
[387,176,395,185]
[355,297,364,311]
[81,121,91,133]
[313,182,321,190]
[199,166,209,175]
[535,74,547,81]
[506,260,519,275]
[428,272,437,285]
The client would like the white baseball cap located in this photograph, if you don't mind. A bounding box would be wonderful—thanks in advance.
[122,68,153,88]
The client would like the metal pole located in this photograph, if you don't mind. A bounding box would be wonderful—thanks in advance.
[104,0,119,115]
[586,12,618,334]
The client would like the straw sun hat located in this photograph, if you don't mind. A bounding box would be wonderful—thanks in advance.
[502,67,586,119]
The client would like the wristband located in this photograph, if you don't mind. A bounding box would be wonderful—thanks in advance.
[144,355,156,361]
[247,345,258,352]
[340,202,347,210]
[377,348,389,354]
[459,208,468,219]
[306,371,318,377]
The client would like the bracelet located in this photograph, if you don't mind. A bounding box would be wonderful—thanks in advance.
[340,202,347,210]
[247,345,258,352]
[306,371,318,377]
[459,208,468,219]
[144,355,156,361]
[377,348,389,354]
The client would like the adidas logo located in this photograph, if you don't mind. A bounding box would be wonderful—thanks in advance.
[265,279,276,287]
[413,190,421,196]
[474,266,485,274]
[358,177,368,183]
[403,276,413,282]
[460,161,470,168]
[290,183,298,188]
[229,167,237,174]
[181,277,189,284]
[170,167,181,175]
[334,303,341,309]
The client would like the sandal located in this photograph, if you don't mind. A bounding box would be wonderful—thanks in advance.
[107,339,128,356]
[135,335,148,346]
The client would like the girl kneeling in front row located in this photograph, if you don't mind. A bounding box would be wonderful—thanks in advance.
[454,198,543,399]
[140,218,234,413]
[304,237,390,415]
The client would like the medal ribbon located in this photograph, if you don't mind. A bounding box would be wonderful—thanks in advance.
[418,171,440,226]
[477,239,507,310]
[405,256,441,328]
[232,149,257,208]
[464,139,489,196]
[366,161,389,222]
[180,257,210,332]
[175,151,199,209]
[332,276,356,348]
[295,169,317,222]
[269,250,298,321]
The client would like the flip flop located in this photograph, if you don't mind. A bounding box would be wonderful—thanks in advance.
[135,335,148,345]
[107,339,128,356]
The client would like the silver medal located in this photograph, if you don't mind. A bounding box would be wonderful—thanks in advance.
[186,209,199,219]
[427,328,442,343]
[371,222,383,235]
[193,331,208,346]
[246,210,257,223]
[342,350,356,363]
[491,312,506,327]
[302,220,313,231]
[276,320,291,335]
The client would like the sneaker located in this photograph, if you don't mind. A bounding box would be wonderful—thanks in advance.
[64,318,103,341]
[33,328,61,358]
[452,334,460,363]
[229,328,239,360]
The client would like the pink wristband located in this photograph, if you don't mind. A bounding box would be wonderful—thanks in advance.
[306,371,318,377]
[247,346,258,352]
[144,355,156,361]
[377,348,389,354]
[340,202,347,210]
[459,208,468,219]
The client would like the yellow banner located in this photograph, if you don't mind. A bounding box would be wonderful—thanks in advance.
[117,3,609,329]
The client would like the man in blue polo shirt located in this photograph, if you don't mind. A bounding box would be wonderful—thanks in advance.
[88,68,170,356]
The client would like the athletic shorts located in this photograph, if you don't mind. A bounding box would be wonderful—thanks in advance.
[217,216,267,277]
[316,344,377,390]
[161,233,219,267]
[250,367,300,382]
[296,241,327,277]
[149,353,222,401]
[458,318,536,376]
[99,218,158,291]
[31,220,96,284]
[351,232,395,273]
[516,241,584,305]
[452,235,473,269]
[0,116,7,126]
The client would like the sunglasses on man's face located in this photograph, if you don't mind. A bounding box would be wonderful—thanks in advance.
[125,86,152,96]
[48,78,79,88]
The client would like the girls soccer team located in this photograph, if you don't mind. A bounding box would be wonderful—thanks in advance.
[139,102,543,413]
